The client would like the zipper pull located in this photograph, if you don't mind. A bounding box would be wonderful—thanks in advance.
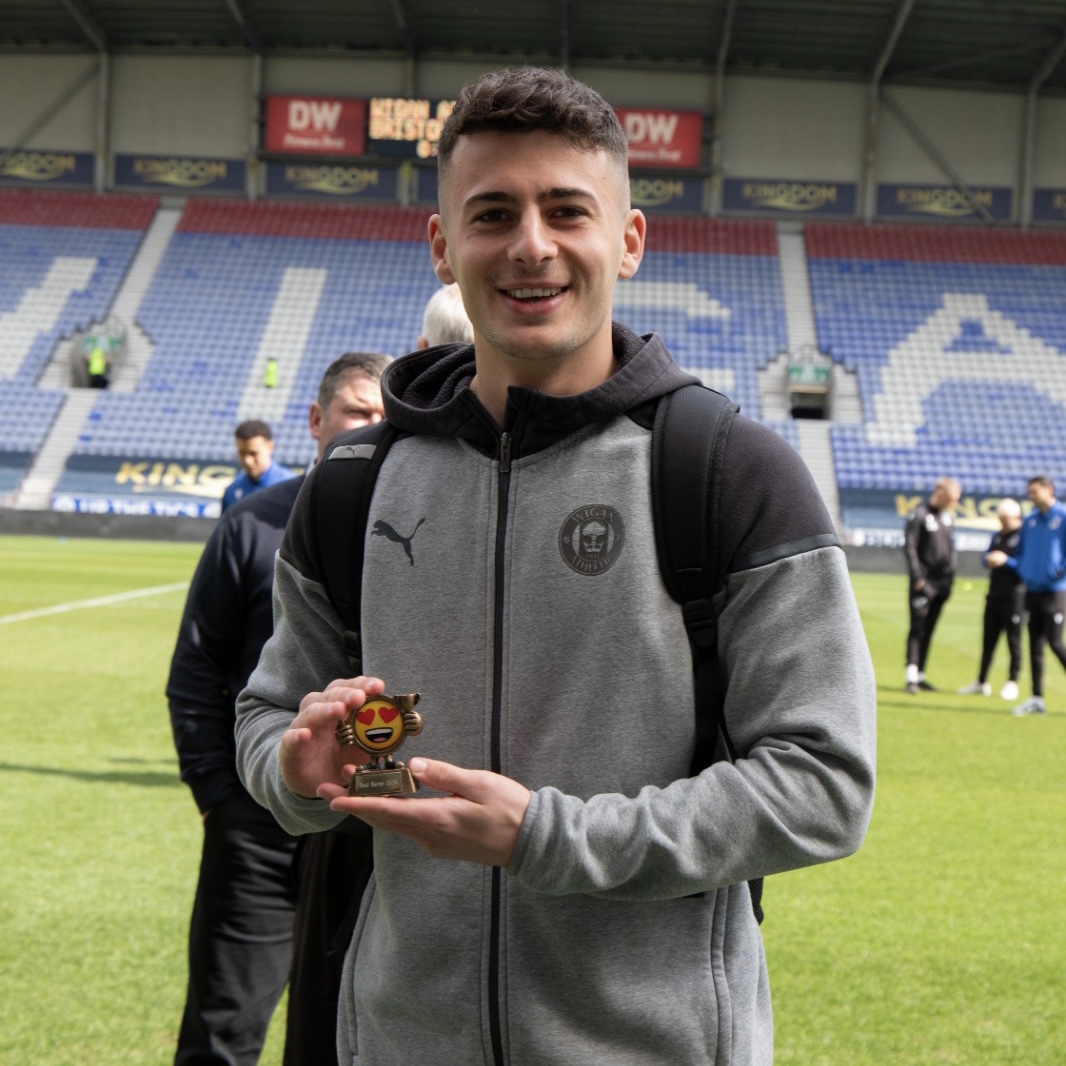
[499,432,512,475]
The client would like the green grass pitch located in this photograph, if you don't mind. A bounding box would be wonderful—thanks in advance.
[0,534,1062,1064]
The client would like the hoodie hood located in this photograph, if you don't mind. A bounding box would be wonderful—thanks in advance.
[380,322,700,457]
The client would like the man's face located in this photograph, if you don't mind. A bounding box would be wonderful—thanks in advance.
[311,370,384,459]
[1028,481,1055,512]
[998,508,1022,532]
[236,436,274,481]
[429,129,644,379]
[930,483,960,510]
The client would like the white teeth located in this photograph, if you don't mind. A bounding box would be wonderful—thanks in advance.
[509,287,561,299]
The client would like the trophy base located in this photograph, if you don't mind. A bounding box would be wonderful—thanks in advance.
[349,766,417,796]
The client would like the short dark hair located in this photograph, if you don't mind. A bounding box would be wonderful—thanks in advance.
[317,351,391,409]
[1029,475,1054,492]
[437,67,628,172]
[235,419,272,441]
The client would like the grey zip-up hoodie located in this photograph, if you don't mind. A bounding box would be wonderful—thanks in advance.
[236,325,876,1065]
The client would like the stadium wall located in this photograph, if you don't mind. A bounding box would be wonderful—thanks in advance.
[2,53,1065,213]
[111,56,253,157]
[0,505,982,578]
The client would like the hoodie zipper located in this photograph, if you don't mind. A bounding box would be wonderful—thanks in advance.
[488,428,512,1066]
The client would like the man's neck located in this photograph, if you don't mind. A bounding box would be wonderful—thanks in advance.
[469,347,619,427]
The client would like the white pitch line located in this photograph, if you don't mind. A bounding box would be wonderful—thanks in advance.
[0,582,189,626]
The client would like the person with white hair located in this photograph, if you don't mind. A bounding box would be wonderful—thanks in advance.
[988,475,1066,715]
[417,282,475,348]
[958,497,1024,700]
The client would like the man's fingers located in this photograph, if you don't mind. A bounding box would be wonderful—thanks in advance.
[407,757,462,795]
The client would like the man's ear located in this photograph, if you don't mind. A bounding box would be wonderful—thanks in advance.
[428,215,456,284]
[618,209,646,280]
[308,402,323,443]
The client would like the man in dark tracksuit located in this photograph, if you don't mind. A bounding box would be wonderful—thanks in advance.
[958,497,1024,700]
[166,352,388,1065]
[988,475,1066,716]
[904,477,962,694]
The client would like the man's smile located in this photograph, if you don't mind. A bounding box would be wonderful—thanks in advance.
[505,286,565,299]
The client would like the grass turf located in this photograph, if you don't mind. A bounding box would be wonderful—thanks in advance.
[1,536,1062,1063]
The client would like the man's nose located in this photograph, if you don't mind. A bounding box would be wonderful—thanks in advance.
[509,211,556,264]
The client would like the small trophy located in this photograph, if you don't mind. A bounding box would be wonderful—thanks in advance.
[335,692,423,796]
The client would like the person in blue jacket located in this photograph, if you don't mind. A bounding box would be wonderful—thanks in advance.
[988,475,1066,715]
[221,419,295,511]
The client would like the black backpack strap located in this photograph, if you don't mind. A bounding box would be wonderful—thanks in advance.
[312,420,400,668]
[652,384,738,772]
[652,384,764,923]
[309,422,401,952]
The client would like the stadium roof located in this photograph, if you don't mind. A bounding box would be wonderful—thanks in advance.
[1,0,1066,96]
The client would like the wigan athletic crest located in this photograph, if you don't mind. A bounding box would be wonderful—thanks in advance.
[558,505,625,575]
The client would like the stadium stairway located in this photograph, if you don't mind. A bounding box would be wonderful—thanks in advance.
[14,390,97,509]
[794,420,842,526]
[779,224,819,352]
[107,207,180,393]
[23,205,178,507]
[771,222,853,529]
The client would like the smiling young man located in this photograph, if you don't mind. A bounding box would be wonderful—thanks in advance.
[236,67,876,1065]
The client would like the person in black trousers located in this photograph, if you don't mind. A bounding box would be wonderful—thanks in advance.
[904,477,962,694]
[167,352,389,1065]
[958,497,1024,700]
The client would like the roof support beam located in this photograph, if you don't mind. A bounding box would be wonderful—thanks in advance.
[1019,29,1066,227]
[388,0,418,93]
[559,0,572,71]
[879,89,995,224]
[60,0,107,52]
[224,0,263,52]
[862,0,917,221]
[708,0,738,217]
[899,41,1044,81]
[0,60,100,173]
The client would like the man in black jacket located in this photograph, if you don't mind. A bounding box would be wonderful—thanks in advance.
[903,477,962,694]
[166,351,389,1065]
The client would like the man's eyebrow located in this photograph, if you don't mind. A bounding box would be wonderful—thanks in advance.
[462,187,597,210]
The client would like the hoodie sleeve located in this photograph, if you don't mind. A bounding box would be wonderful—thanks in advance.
[508,419,877,900]
[234,468,353,836]
[165,515,247,813]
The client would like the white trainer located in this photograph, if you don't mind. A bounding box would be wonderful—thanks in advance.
[1011,696,1046,716]
[999,680,1019,701]
[957,680,991,696]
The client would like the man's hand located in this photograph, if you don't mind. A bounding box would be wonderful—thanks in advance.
[986,550,1008,569]
[322,758,531,868]
[280,676,386,799]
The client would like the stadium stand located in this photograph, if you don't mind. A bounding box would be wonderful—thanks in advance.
[0,190,159,496]
[625,216,788,422]
[808,223,1066,498]
[9,188,1066,521]
[72,199,441,471]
